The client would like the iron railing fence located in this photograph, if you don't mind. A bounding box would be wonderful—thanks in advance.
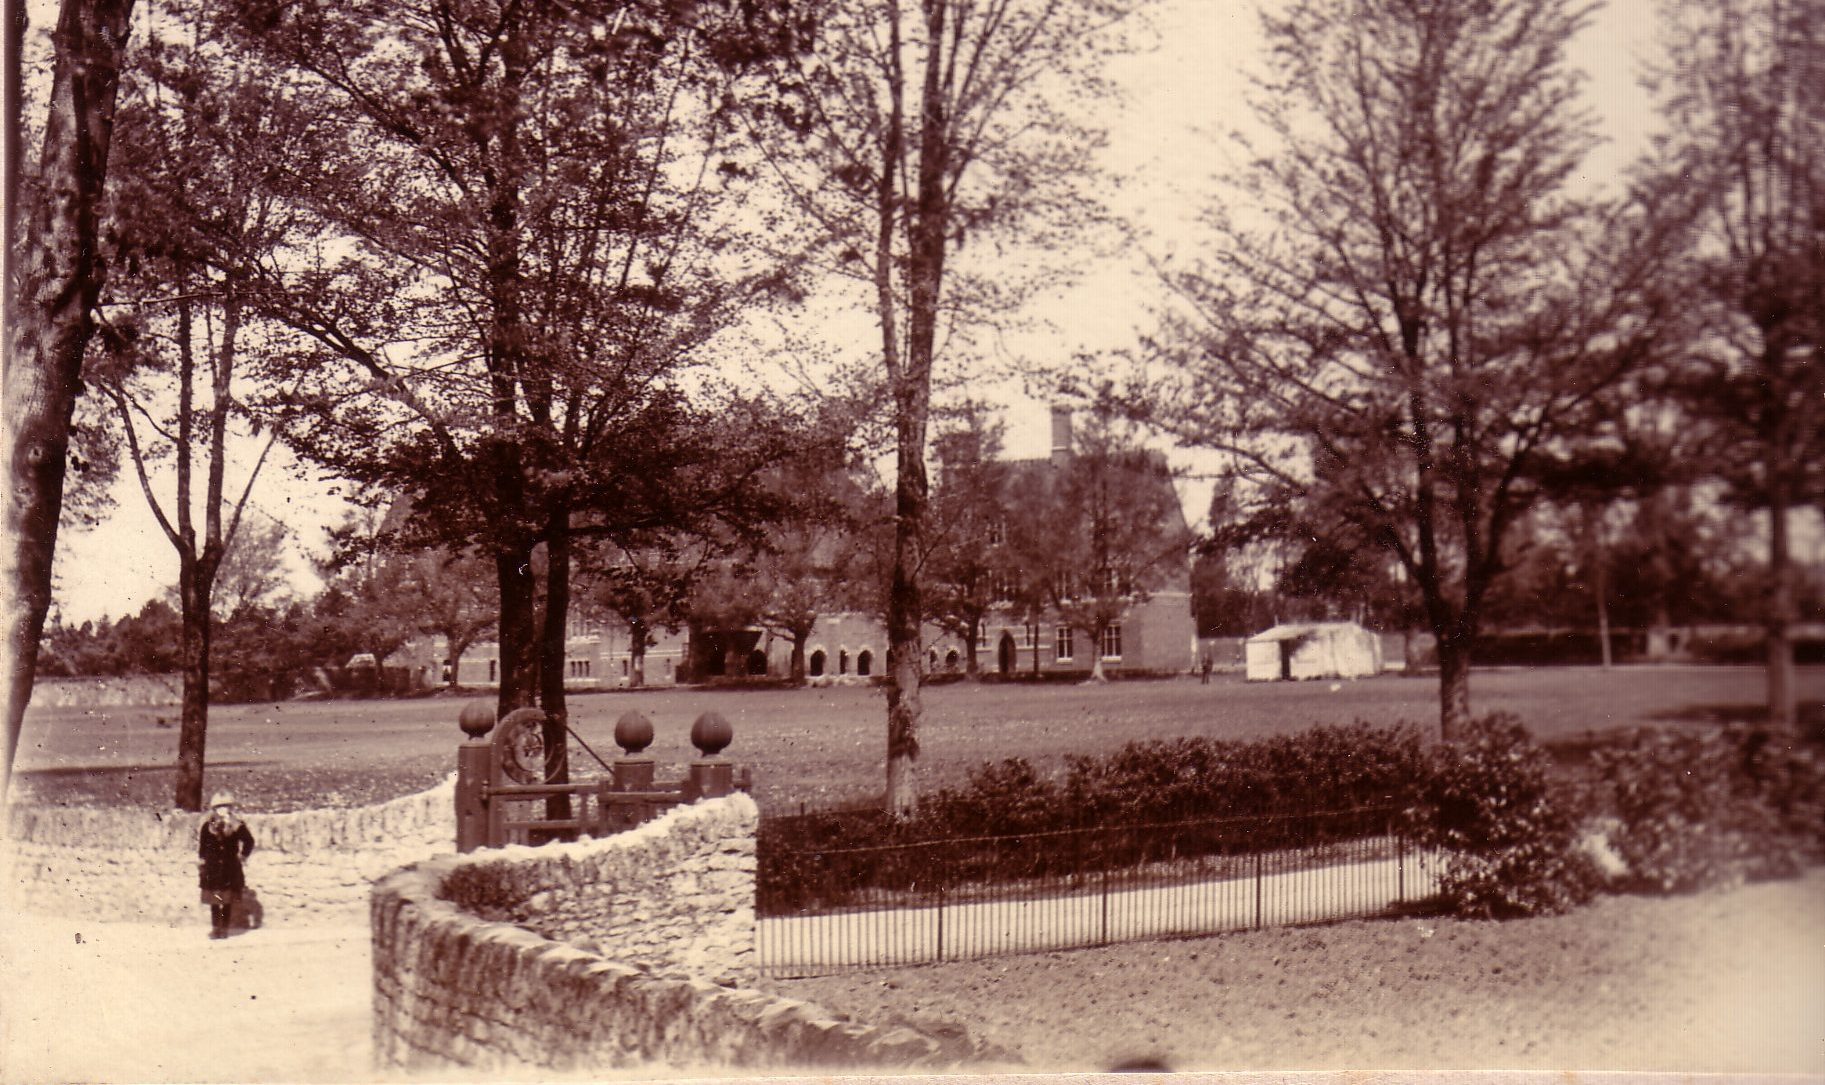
[756,805,1443,976]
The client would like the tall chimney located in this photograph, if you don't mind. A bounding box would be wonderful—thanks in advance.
[1050,406,1073,466]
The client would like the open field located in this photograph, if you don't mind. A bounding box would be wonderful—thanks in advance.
[15,665,1823,814]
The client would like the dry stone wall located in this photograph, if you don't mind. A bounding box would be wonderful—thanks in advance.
[442,793,758,983]
[3,779,456,925]
[372,795,994,1073]
[30,674,182,708]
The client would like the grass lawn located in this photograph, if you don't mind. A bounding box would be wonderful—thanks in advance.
[13,665,1823,813]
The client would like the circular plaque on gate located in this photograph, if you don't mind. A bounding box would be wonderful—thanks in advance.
[494,707,549,784]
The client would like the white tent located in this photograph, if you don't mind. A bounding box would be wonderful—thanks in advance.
[1244,622,1383,682]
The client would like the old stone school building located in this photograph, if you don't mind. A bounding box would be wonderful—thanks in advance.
[417,410,1200,688]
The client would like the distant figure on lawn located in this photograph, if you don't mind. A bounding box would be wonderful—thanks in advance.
[1200,654,1214,684]
[197,791,255,940]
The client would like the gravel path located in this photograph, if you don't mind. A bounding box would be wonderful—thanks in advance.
[766,870,1825,1074]
[4,871,1818,1080]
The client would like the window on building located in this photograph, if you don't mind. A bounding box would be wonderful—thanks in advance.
[1056,626,1074,661]
[987,518,1006,545]
[1024,623,1039,649]
[488,659,497,682]
[857,649,873,677]
[1100,624,1123,660]
[1097,567,1124,595]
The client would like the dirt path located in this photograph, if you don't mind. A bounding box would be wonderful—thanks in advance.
[1,915,372,1083]
[4,873,1819,1080]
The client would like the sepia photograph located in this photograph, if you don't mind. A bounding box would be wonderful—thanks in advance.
[2,0,1821,1080]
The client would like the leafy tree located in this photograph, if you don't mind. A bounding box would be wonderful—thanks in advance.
[315,509,426,670]
[1151,0,1682,739]
[211,515,292,620]
[398,547,496,690]
[84,14,295,808]
[750,0,1144,810]
[750,458,877,683]
[3,0,138,795]
[1643,0,1825,729]
[1016,399,1190,682]
[215,0,808,804]
[925,406,1016,678]
[579,536,712,689]
[684,559,770,679]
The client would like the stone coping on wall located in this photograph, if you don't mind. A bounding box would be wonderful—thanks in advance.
[372,795,1006,1074]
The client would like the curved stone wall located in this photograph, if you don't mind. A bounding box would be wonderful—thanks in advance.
[372,795,991,1073]
[3,779,457,925]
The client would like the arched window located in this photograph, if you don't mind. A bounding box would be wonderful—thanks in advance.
[839,649,850,675]
[809,649,826,677]
[746,648,768,676]
[857,649,873,676]
[945,648,960,669]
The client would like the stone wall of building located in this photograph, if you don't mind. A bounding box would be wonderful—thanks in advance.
[3,779,456,926]
[371,794,992,1074]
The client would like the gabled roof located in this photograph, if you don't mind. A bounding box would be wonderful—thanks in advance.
[1247,621,1370,642]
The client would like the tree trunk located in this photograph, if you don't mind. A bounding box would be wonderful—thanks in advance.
[963,620,980,679]
[1594,541,1612,669]
[495,545,539,714]
[1,0,137,797]
[1436,634,1473,742]
[538,512,572,822]
[789,631,808,684]
[1765,474,1797,731]
[628,618,647,688]
[884,395,932,813]
[173,554,211,811]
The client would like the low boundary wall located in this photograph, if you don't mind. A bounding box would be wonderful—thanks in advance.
[4,779,457,926]
[31,674,182,708]
[372,794,996,1074]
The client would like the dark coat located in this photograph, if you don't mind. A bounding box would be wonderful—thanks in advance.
[197,817,255,892]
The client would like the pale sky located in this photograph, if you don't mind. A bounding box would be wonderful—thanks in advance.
[50,0,1663,625]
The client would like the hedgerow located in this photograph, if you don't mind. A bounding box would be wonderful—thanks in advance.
[756,713,1825,918]
[1583,725,1825,893]
[1410,714,1599,918]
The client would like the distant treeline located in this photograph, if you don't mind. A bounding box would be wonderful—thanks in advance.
[37,596,422,702]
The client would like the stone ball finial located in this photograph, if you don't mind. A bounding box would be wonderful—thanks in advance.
[458,699,497,738]
[614,711,655,755]
[690,711,733,757]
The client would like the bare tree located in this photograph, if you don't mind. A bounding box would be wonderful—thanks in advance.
[751,0,1144,811]
[85,13,299,809]
[1645,0,1824,730]
[1150,0,1684,739]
